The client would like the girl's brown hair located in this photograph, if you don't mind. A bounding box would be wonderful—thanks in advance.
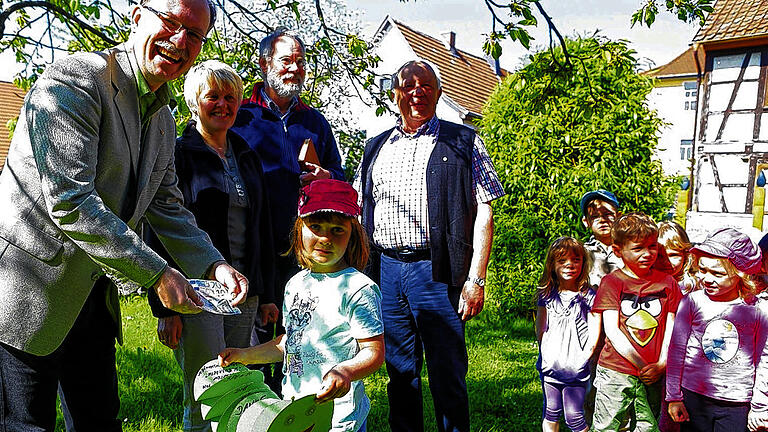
[658,221,693,279]
[286,212,370,272]
[537,236,592,301]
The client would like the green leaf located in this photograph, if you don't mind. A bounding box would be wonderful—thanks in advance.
[644,8,656,27]
[518,30,531,49]
[288,1,300,21]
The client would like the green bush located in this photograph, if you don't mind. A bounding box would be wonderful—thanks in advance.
[479,36,676,322]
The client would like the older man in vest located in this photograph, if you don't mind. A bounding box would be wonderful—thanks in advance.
[355,60,504,432]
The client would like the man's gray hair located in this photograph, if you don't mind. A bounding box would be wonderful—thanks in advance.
[393,59,442,90]
[259,27,306,60]
[139,0,217,31]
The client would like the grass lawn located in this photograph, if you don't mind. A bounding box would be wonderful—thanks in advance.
[55,295,542,431]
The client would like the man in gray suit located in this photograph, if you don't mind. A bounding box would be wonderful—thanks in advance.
[0,0,245,429]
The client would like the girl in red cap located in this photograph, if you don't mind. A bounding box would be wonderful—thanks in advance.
[665,228,768,432]
[220,179,384,432]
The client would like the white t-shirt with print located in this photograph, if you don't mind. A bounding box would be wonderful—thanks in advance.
[282,267,383,432]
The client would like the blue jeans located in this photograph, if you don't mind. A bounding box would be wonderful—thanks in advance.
[380,255,469,432]
[0,279,121,432]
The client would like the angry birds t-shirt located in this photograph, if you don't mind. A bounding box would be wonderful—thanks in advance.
[593,269,682,376]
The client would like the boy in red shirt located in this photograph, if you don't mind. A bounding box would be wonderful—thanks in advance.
[592,213,682,431]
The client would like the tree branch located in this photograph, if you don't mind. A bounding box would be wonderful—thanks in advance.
[532,1,570,67]
[0,0,119,45]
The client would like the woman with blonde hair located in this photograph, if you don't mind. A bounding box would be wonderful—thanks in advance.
[146,60,278,432]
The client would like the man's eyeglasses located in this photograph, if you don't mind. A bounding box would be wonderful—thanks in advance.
[275,56,306,69]
[143,5,208,45]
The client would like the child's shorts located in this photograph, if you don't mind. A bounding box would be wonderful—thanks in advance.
[541,379,588,431]
[591,365,659,432]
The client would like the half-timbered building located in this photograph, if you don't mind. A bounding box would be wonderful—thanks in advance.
[686,0,768,240]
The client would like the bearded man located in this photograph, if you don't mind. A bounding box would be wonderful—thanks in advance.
[231,27,344,392]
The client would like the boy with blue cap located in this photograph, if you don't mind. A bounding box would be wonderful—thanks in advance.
[580,189,623,426]
[581,189,624,290]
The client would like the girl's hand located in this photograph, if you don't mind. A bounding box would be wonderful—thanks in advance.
[748,409,768,432]
[218,348,247,367]
[668,401,689,423]
[299,162,331,186]
[316,367,352,403]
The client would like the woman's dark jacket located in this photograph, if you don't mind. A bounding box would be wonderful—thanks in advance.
[148,121,276,317]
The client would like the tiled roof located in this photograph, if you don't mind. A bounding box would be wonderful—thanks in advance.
[693,0,768,43]
[0,81,26,172]
[389,19,507,116]
[644,47,702,78]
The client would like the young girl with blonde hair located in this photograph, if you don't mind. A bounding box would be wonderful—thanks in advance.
[655,221,694,294]
[665,228,768,432]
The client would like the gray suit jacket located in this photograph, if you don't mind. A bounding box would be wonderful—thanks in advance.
[0,44,223,356]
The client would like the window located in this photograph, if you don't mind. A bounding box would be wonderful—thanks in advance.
[680,140,693,160]
[379,76,392,91]
[682,81,698,111]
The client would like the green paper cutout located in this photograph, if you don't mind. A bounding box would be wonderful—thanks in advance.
[224,392,280,432]
[267,395,333,432]
[204,381,275,421]
[199,370,272,403]
[193,359,249,401]
[234,394,333,432]
[193,359,334,432]
[236,399,291,432]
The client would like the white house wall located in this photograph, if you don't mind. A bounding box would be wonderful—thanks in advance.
[647,80,697,176]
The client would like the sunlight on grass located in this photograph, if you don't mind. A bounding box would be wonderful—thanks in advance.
[54,296,541,431]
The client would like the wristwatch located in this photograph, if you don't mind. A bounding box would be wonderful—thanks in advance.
[467,276,485,287]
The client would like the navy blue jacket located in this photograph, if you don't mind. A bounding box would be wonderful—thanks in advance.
[148,122,276,317]
[359,120,476,287]
[231,82,344,252]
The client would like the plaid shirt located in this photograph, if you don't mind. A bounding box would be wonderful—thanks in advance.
[354,116,505,250]
[584,236,624,289]
[261,88,298,121]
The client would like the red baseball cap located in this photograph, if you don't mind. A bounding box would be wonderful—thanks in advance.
[298,179,360,218]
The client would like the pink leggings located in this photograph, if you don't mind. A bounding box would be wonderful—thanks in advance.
[542,380,588,431]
